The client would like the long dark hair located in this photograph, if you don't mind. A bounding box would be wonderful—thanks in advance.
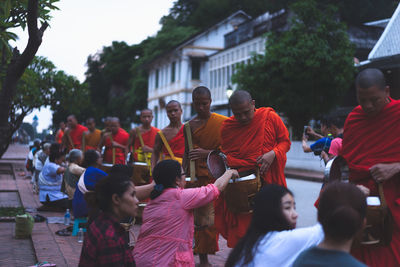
[94,173,133,213]
[49,143,65,162]
[150,160,181,199]
[225,184,294,267]
[318,182,366,241]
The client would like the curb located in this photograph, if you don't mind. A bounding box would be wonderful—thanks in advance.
[285,168,323,183]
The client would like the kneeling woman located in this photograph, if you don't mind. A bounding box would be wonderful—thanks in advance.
[79,174,138,267]
[225,184,324,267]
[133,160,238,267]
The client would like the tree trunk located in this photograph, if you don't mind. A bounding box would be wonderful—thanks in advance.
[0,0,48,159]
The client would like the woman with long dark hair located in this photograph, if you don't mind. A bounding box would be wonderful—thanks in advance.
[293,182,367,267]
[79,173,138,267]
[133,159,238,267]
[225,184,324,267]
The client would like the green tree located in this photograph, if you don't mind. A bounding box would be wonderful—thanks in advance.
[233,0,355,137]
[0,0,59,158]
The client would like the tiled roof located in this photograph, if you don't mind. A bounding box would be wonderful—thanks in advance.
[369,3,400,60]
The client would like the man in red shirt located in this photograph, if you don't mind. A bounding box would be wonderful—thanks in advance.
[63,115,87,151]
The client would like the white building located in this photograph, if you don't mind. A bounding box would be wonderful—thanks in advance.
[208,10,288,115]
[147,11,251,128]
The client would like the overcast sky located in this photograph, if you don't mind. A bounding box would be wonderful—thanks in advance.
[11,0,175,131]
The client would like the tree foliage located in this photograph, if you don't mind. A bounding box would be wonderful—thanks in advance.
[233,0,356,137]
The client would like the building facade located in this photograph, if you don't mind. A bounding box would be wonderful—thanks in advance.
[147,11,250,128]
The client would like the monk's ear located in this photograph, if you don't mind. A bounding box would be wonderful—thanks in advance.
[384,86,390,97]
[251,100,255,109]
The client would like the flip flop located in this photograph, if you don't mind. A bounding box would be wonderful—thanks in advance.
[55,228,71,236]
[33,214,46,222]
[29,261,56,267]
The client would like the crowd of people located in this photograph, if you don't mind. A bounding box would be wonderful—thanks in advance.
[24,68,400,267]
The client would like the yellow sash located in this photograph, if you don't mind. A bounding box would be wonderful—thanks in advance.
[158,131,182,164]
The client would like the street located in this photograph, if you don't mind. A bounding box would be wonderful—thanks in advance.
[287,178,322,227]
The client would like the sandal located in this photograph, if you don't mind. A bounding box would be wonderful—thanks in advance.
[55,228,71,236]
[33,214,46,222]
[29,261,56,267]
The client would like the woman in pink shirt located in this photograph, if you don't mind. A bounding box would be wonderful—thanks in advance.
[133,160,238,266]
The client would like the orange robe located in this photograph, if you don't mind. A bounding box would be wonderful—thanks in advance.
[134,126,159,162]
[67,124,88,150]
[216,107,291,248]
[56,129,64,144]
[189,113,228,254]
[104,128,129,165]
[84,129,102,151]
[162,125,185,163]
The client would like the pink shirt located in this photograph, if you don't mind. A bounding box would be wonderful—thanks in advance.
[329,137,342,156]
[133,184,219,267]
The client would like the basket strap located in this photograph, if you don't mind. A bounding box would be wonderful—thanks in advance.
[158,131,175,160]
[378,183,387,208]
[136,127,152,175]
[184,122,196,182]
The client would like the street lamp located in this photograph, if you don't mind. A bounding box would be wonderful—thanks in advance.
[226,85,233,116]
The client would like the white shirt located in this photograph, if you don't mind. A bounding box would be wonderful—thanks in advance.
[237,224,324,267]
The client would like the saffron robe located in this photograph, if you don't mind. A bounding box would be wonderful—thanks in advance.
[67,124,88,150]
[161,125,185,163]
[103,128,129,165]
[56,129,64,144]
[216,107,291,248]
[134,126,159,162]
[84,129,102,151]
[189,112,228,254]
[341,98,400,267]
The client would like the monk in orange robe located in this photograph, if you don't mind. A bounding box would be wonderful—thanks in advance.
[151,100,185,170]
[63,115,88,151]
[83,118,102,151]
[98,117,129,165]
[183,86,228,266]
[216,90,291,248]
[55,121,65,144]
[129,109,159,163]
[341,69,400,267]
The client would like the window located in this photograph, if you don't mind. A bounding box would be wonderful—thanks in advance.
[154,106,158,127]
[227,65,231,84]
[192,60,201,80]
[155,69,159,89]
[218,69,221,87]
[213,70,217,88]
[171,62,176,83]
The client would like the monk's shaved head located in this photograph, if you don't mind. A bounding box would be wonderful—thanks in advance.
[166,100,182,109]
[140,108,153,116]
[110,117,120,123]
[356,68,386,90]
[193,86,211,100]
[229,90,252,106]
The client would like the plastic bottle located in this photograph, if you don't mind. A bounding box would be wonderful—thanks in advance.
[77,228,84,243]
[64,209,71,225]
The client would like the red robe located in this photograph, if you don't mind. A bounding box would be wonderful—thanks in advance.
[341,98,400,267]
[68,124,87,150]
[104,128,129,165]
[134,126,159,162]
[162,125,185,160]
[216,107,291,247]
